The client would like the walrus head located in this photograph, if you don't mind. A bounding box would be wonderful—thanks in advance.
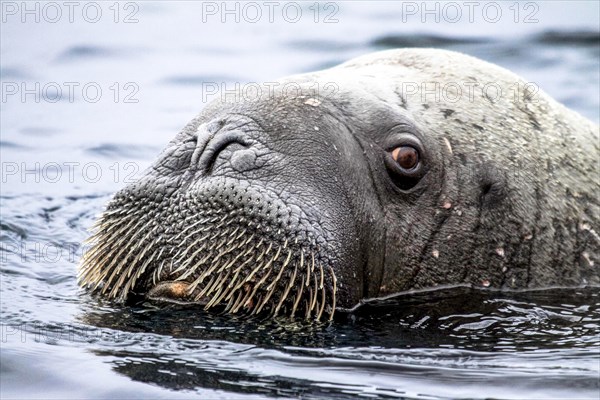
[80,81,395,318]
[79,49,600,320]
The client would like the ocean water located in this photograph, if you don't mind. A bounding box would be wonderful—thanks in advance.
[1,2,599,399]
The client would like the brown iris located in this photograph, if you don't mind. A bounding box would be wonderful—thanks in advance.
[391,146,419,170]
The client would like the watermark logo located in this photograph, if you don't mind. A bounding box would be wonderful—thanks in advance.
[399,1,540,23]
[1,82,140,103]
[201,81,339,103]
[0,323,129,344]
[196,79,539,105]
[1,1,140,23]
[401,81,540,104]
[1,240,83,264]
[1,162,141,185]
[200,1,340,23]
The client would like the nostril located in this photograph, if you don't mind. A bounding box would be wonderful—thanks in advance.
[199,132,250,174]
[230,148,258,172]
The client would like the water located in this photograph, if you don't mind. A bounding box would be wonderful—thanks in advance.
[1,2,599,399]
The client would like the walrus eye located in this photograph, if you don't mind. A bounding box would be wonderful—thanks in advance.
[384,137,426,191]
[391,146,419,170]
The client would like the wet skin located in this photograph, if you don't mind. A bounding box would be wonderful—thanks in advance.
[79,49,600,318]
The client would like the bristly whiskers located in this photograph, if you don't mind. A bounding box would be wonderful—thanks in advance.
[78,191,337,321]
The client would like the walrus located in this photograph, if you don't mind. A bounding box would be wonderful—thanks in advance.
[79,49,599,320]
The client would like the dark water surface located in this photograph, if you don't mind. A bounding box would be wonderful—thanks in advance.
[1,2,599,399]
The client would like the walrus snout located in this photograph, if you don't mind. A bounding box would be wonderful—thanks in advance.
[78,108,358,319]
[79,176,343,319]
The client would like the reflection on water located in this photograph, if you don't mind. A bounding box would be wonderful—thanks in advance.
[79,286,600,352]
[1,1,599,399]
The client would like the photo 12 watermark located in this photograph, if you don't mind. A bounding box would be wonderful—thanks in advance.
[196,79,540,105]
[200,1,340,23]
[200,80,340,103]
[398,1,540,24]
[0,322,132,344]
[399,80,540,104]
[1,161,142,185]
[1,81,140,104]
[1,1,140,23]
[1,239,83,265]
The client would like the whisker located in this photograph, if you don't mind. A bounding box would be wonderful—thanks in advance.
[228,288,246,313]
[317,279,326,320]
[290,275,305,318]
[195,273,219,306]
[329,265,337,320]
[248,269,273,316]
[167,216,209,243]
[204,270,233,306]
[274,264,297,315]
[203,271,232,307]
[79,191,337,320]
[319,263,324,290]
[309,273,318,315]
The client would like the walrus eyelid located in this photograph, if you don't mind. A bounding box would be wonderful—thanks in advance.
[383,134,426,191]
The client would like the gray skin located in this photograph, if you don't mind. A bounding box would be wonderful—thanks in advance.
[79,49,599,319]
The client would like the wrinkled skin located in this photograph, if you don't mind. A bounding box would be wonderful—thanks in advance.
[79,49,600,318]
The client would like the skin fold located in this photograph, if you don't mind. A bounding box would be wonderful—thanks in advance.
[79,49,600,319]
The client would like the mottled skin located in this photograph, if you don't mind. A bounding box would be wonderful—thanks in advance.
[79,49,599,315]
